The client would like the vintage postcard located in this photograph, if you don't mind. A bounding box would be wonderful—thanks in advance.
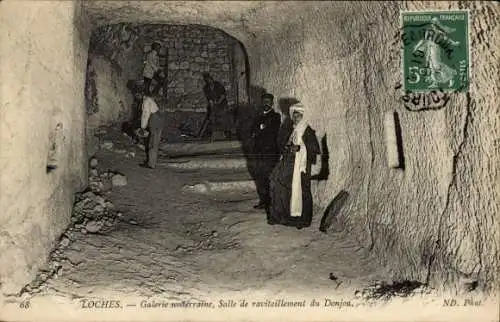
[0,1,498,322]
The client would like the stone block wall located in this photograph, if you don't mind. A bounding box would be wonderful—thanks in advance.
[141,24,238,111]
[86,23,240,120]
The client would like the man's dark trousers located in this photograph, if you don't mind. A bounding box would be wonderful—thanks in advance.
[144,73,163,95]
[145,111,165,168]
[253,154,279,206]
[251,109,281,206]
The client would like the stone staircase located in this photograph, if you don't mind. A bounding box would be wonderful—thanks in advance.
[159,140,243,157]
[157,140,256,196]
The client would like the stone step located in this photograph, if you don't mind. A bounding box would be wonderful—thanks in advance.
[182,180,256,194]
[158,157,248,170]
[159,140,242,157]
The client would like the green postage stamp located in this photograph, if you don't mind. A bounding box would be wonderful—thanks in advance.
[401,10,470,93]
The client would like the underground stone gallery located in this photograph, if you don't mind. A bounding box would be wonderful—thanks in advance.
[0,1,498,321]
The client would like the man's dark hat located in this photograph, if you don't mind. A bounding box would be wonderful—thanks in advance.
[262,93,274,100]
[202,72,211,79]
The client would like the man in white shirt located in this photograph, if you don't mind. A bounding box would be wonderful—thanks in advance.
[137,93,165,169]
[143,41,163,95]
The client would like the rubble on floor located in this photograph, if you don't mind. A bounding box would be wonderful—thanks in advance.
[111,173,127,186]
[100,141,114,150]
[92,124,143,158]
[88,166,128,192]
[354,280,432,302]
[16,158,126,297]
[73,167,126,234]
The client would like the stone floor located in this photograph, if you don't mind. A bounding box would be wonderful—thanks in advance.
[1,125,496,322]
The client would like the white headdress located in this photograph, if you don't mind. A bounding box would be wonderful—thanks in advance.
[289,102,305,119]
[289,102,308,136]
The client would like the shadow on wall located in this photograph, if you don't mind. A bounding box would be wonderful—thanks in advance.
[84,59,98,115]
[248,84,267,108]
[319,190,349,233]
[393,111,406,170]
[126,80,143,127]
[277,97,299,152]
[311,135,330,181]
[278,97,299,119]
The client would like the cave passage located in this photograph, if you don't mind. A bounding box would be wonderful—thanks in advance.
[19,23,386,303]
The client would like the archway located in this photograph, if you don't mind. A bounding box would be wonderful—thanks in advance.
[85,23,251,144]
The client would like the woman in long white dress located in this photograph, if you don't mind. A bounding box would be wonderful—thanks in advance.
[267,103,321,229]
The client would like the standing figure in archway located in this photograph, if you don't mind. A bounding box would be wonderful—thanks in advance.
[267,103,320,229]
[136,92,165,169]
[143,41,164,95]
[201,73,232,141]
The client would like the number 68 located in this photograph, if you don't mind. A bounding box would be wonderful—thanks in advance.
[19,301,30,309]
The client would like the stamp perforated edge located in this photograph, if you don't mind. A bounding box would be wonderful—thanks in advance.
[399,9,471,94]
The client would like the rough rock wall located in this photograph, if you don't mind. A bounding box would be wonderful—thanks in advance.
[89,24,142,82]
[85,24,137,132]
[355,0,500,293]
[248,1,376,209]
[249,1,499,292]
[0,1,90,294]
[391,0,499,293]
[85,54,133,130]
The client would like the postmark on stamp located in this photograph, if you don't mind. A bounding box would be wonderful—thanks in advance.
[401,10,470,93]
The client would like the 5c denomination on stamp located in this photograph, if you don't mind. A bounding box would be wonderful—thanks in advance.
[401,10,470,93]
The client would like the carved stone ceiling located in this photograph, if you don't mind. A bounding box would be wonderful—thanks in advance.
[83,1,360,42]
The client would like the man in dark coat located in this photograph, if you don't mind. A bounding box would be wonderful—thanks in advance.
[249,93,281,209]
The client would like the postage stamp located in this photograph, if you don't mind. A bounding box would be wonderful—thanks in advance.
[401,10,470,93]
